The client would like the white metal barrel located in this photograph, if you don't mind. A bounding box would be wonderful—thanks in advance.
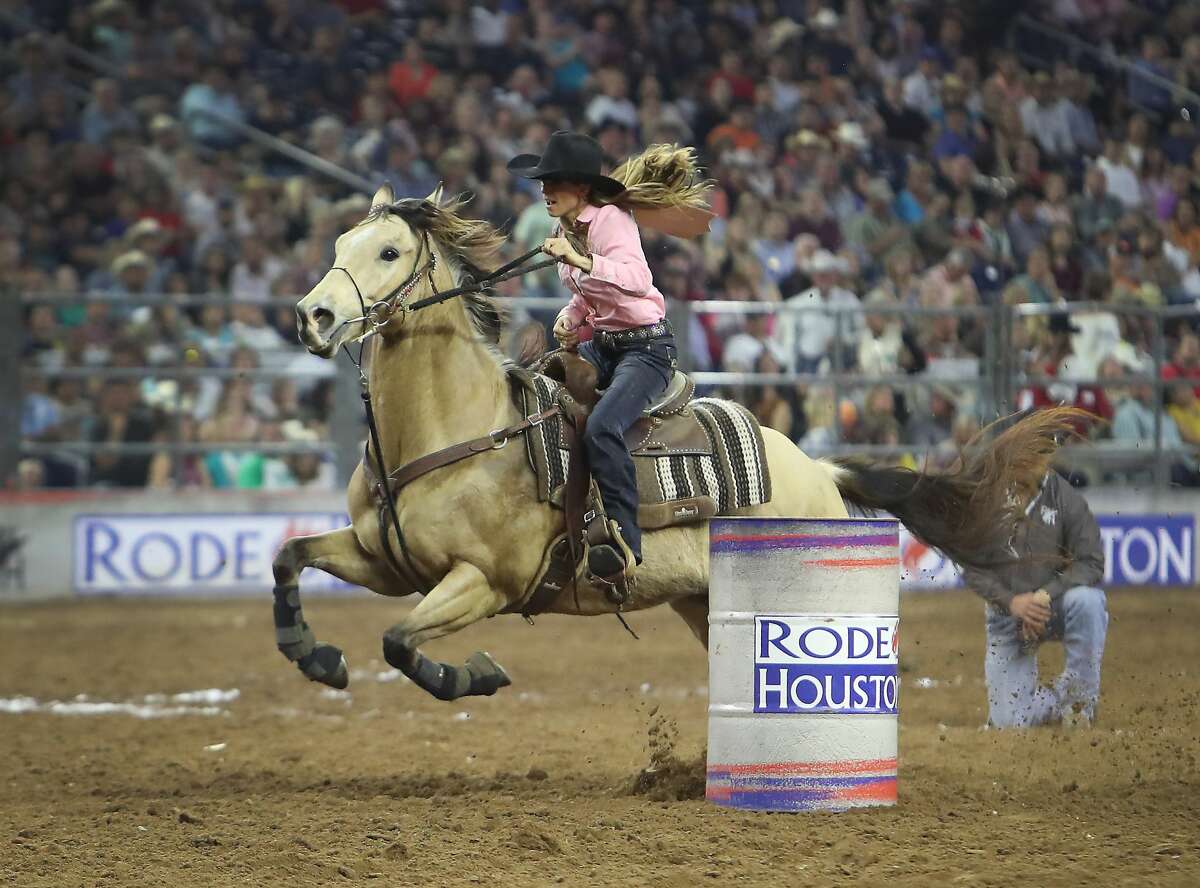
[707,517,900,812]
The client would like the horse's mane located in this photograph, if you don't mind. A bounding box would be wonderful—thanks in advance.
[361,196,505,342]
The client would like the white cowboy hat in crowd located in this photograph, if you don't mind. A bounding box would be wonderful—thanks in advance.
[125,218,163,242]
[813,8,840,29]
[112,250,151,274]
[835,121,868,149]
[808,249,843,274]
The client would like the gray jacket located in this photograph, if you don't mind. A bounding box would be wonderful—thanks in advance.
[963,472,1105,610]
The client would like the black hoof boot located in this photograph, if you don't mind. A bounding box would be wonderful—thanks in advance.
[297,643,349,689]
[465,651,512,696]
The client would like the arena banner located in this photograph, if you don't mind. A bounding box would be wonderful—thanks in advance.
[1098,514,1193,586]
[899,514,1195,589]
[72,512,355,596]
[1,490,1196,601]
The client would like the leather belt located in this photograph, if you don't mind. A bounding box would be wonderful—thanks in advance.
[594,320,672,348]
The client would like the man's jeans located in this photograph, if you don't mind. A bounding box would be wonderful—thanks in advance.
[577,332,675,561]
[984,586,1108,728]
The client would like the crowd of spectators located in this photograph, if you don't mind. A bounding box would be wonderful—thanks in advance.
[6,0,1200,490]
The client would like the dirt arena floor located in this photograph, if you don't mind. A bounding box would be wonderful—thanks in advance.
[1,588,1197,887]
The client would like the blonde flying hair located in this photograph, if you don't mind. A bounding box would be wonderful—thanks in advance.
[561,143,714,252]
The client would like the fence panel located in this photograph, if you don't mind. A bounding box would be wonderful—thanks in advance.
[12,292,1197,490]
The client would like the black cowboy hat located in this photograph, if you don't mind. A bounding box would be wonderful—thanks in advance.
[506,131,626,197]
[1048,312,1082,335]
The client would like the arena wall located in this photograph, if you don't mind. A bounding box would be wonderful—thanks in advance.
[0,488,1194,602]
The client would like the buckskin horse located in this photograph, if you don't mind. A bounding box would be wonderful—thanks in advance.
[275,183,1078,702]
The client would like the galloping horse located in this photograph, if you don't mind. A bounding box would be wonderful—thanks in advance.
[274,183,1076,701]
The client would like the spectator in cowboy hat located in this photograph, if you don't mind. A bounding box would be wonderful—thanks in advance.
[143,113,182,179]
[263,420,336,490]
[775,249,863,373]
[124,218,173,288]
[108,250,155,299]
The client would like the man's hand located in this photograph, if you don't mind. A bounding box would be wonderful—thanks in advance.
[1010,589,1051,642]
[552,314,580,351]
[542,237,592,271]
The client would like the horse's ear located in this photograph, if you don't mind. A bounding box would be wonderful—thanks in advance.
[371,182,395,212]
[425,182,444,206]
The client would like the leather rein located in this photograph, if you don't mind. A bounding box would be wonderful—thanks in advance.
[336,233,557,594]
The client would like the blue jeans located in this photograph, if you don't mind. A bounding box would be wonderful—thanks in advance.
[984,586,1108,728]
[577,332,675,561]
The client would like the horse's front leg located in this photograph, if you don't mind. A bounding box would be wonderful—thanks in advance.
[272,526,404,690]
[381,560,512,701]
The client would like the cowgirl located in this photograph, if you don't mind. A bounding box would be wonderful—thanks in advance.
[508,131,712,588]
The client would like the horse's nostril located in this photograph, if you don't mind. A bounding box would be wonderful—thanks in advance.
[312,307,335,335]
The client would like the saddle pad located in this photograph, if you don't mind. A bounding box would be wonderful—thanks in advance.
[639,398,772,523]
[516,374,772,527]
[517,372,572,507]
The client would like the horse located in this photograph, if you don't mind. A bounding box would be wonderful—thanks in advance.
[274,182,1078,701]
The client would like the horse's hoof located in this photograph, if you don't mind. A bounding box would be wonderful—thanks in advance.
[467,650,512,696]
[299,642,349,690]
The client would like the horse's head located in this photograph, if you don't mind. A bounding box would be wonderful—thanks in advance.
[296,182,441,357]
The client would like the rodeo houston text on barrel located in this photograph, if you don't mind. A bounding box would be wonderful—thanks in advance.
[754,616,899,714]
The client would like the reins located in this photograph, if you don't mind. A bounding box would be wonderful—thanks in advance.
[408,246,557,310]
[337,239,558,594]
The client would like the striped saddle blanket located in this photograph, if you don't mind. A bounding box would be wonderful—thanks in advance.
[516,372,772,529]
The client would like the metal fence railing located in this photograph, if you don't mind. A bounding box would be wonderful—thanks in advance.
[9,292,1200,490]
[12,291,357,490]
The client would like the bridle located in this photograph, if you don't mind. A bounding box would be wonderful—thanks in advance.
[324,226,556,595]
[329,230,439,345]
[330,230,556,348]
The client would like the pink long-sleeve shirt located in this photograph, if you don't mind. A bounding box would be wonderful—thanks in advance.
[555,203,666,332]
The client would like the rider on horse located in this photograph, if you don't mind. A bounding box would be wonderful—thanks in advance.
[507,131,712,589]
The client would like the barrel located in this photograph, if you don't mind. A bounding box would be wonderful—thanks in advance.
[706,517,900,812]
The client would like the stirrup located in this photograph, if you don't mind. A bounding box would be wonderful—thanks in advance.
[587,520,637,605]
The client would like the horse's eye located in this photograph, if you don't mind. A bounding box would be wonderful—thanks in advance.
[380,247,399,262]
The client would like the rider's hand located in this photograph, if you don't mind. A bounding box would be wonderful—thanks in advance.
[553,314,580,351]
[542,237,591,271]
[1009,590,1051,640]
[542,236,574,261]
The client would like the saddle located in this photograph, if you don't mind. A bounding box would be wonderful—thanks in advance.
[510,351,772,610]
[536,349,712,494]
[521,347,772,517]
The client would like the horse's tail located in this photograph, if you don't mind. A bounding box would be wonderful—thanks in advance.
[819,407,1087,571]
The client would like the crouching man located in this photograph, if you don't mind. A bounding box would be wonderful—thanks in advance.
[964,471,1108,728]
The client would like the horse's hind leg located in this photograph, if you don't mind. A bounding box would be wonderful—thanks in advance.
[381,560,512,702]
[670,594,710,649]
[273,526,403,690]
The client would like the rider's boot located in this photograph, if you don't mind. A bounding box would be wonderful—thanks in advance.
[586,515,638,606]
